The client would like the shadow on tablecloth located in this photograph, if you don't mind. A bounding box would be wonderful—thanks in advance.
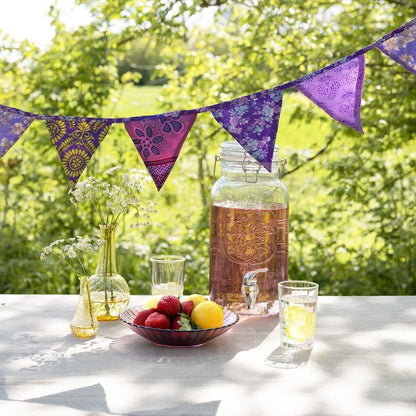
[264,346,312,369]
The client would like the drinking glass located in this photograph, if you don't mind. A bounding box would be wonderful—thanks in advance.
[150,255,185,297]
[265,280,318,369]
[278,280,319,349]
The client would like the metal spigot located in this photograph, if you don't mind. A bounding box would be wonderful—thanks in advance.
[241,268,268,309]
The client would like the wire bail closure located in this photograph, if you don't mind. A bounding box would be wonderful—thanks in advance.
[212,154,222,183]
[212,151,287,183]
[242,153,261,183]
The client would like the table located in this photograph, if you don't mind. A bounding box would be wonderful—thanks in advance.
[1,295,415,416]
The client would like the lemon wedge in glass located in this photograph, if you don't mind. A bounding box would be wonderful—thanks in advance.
[284,305,316,343]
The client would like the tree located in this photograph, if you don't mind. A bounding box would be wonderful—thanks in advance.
[0,0,414,295]
[154,0,416,294]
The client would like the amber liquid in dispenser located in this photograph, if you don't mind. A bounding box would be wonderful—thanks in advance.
[210,202,289,313]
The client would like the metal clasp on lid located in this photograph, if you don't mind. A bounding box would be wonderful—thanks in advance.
[212,155,222,183]
[242,153,261,183]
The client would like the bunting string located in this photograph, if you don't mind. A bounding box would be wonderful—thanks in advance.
[0,18,415,190]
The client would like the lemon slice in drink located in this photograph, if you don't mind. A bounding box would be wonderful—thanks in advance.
[284,305,316,343]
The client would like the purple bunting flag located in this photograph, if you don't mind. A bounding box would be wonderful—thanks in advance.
[210,89,283,171]
[125,112,197,190]
[296,55,366,134]
[0,108,34,158]
[46,119,112,188]
[377,21,416,74]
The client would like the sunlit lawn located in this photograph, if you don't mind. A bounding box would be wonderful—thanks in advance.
[107,85,165,117]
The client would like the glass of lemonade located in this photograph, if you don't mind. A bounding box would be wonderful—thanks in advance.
[150,255,185,297]
[278,280,319,349]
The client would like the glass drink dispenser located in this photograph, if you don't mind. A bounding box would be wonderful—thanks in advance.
[209,141,289,315]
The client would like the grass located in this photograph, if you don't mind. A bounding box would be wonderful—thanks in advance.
[106,85,165,117]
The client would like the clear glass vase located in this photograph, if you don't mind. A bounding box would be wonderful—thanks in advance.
[70,276,99,338]
[89,224,130,321]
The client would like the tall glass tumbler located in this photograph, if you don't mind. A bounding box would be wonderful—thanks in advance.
[278,280,319,349]
[150,255,185,297]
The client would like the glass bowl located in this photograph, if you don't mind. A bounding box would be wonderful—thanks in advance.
[119,305,239,347]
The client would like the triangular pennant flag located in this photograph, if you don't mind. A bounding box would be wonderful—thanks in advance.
[210,89,283,172]
[295,55,366,133]
[125,112,197,190]
[46,119,112,188]
[0,108,34,158]
[377,22,416,74]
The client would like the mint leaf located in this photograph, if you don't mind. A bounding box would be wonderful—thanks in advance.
[178,314,193,331]
[178,313,201,330]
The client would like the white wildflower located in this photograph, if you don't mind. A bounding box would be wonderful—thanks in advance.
[41,236,100,277]
[65,246,77,259]
[68,165,156,226]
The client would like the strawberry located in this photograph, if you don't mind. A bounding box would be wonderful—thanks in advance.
[133,308,157,326]
[145,311,170,329]
[156,295,181,318]
[181,300,194,316]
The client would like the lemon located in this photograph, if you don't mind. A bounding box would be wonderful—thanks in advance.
[142,296,162,310]
[191,300,224,329]
[284,305,316,343]
[186,294,208,308]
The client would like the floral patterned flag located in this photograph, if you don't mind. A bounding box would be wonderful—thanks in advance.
[377,21,416,74]
[295,55,366,133]
[0,107,34,158]
[125,112,197,191]
[46,119,112,188]
[210,89,283,172]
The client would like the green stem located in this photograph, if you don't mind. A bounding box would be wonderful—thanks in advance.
[52,254,81,277]
[77,254,88,278]
[85,277,95,327]
[113,211,123,225]
[92,200,105,225]
[96,224,118,315]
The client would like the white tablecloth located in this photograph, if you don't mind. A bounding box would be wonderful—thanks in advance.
[1,295,415,415]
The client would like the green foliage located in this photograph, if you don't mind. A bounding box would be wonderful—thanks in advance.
[0,0,415,295]
[155,0,416,295]
[117,37,166,85]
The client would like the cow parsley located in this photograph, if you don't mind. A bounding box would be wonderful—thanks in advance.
[41,236,101,277]
[68,166,157,226]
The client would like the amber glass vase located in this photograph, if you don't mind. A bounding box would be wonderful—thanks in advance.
[89,224,130,321]
[70,276,99,338]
